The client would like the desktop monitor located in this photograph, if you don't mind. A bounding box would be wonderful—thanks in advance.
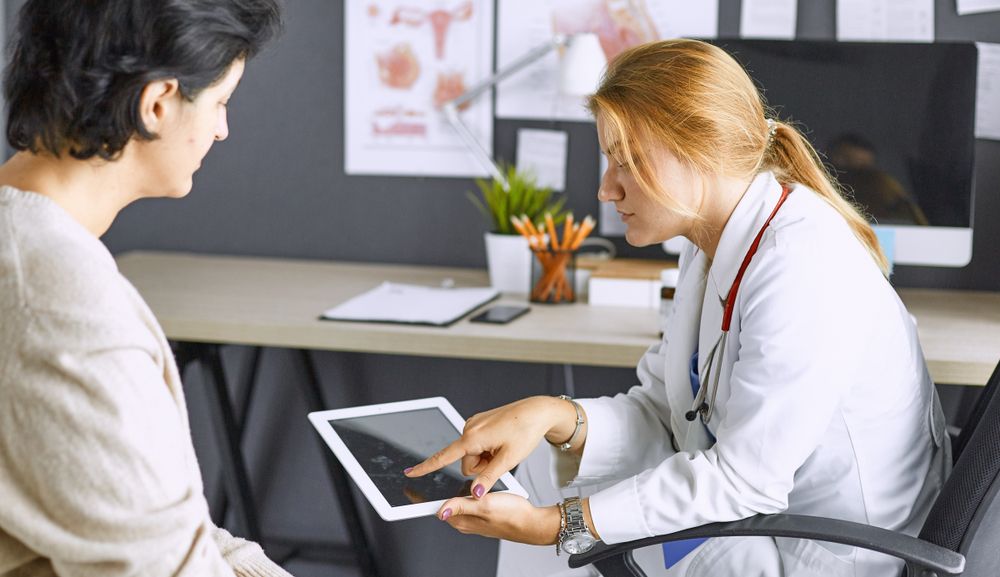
[603,40,979,267]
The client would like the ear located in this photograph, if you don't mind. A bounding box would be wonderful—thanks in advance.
[138,78,181,135]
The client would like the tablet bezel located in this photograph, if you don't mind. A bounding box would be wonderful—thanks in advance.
[308,396,529,521]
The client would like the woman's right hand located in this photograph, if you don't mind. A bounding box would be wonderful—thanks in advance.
[404,395,585,498]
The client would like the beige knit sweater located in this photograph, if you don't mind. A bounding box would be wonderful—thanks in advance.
[0,186,292,577]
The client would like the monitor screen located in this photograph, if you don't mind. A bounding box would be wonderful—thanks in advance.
[602,40,978,267]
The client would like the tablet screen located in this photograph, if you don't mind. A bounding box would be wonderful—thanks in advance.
[329,407,508,507]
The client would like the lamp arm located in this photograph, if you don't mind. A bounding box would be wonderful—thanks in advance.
[450,34,568,110]
[441,34,570,189]
[442,102,507,187]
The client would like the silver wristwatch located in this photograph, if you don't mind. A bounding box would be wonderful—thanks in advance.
[557,496,597,555]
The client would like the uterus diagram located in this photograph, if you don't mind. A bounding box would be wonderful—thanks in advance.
[389,1,474,60]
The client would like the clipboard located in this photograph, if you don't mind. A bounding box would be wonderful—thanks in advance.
[320,282,499,327]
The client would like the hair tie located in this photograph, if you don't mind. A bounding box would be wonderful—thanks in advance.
[766,118,777,145]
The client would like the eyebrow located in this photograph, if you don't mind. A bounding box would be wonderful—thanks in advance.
[602,141,621,158]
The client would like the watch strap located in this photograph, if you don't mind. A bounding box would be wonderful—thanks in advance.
[557,496,595,555]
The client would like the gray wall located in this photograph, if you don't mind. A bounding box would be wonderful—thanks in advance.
[92,0,1000,290]
[5,1,998,576]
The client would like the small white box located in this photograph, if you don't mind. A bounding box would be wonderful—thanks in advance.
[587,277,661,308]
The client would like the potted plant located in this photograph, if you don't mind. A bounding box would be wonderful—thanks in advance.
[468,165,569,293]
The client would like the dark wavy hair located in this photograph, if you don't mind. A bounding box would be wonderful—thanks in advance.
[4,0,283,160]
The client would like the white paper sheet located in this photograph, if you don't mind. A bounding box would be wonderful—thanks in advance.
[975,43,1000,140]
[515,129,568,191]
[957,0,1000,15]
[837,0,934,42]
[741,0,797,40]
[496,0,719,121]
[321,282,499,326]
[344,0,494,177]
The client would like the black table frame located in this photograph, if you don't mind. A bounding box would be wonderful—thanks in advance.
[173,342,379,577]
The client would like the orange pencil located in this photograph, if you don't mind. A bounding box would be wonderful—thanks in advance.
[569,216,595,250]
[561,213,575,250]
[521,214,541,237]
[510,215,529,237]
[544,213,559,252]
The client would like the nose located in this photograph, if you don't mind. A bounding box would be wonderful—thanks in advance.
[215,108,230,142]
[597,166,623,202]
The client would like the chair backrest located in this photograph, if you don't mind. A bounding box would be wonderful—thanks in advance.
[918,360,1000,577]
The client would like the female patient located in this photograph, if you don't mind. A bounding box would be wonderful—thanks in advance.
[408,39,949,576]
[0,1,289,575]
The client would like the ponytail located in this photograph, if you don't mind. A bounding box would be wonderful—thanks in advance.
[588,39,889,277]
[765,121,890,277]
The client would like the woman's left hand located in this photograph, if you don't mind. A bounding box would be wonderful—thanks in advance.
[436,493,560,545]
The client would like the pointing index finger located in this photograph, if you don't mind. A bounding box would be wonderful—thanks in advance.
[404,440,467,477]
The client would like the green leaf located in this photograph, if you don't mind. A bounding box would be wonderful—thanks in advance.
[467,162,571,235]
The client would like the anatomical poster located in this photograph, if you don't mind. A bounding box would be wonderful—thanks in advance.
[496,0,719,121]
[345,1,494,177]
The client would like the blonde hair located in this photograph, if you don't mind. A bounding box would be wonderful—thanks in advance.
[588,39,889,275]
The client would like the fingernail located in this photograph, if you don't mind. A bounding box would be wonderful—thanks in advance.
[473,484,485,498]
[403,467,414,474]
[441,508,452,521]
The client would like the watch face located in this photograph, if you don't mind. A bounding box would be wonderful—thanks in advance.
[562,533,597,555]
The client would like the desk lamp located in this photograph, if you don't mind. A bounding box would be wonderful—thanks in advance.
[441,33,607,188]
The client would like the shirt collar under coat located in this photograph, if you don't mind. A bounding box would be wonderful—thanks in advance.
[707,171,787,304]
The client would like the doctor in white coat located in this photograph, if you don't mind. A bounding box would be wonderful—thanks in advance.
[407,39,949,576]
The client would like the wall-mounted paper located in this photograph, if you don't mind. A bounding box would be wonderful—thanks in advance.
[515,129,568,191]
[837,0,934,42]
[344,0,494,177]
[741,0,798,40]
[957,0,1000,15]
[496,0,719,122]
[975,43,1000,140]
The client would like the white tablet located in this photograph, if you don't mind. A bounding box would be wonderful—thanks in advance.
[308,397,529,521]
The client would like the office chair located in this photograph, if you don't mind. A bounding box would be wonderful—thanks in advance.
[570,359,1000,576]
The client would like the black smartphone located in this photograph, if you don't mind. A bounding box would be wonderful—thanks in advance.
[469,305,531,324]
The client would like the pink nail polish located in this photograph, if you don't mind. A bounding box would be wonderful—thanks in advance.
[473,484,485,498]
[403,467,414,474]
[441,508,453,521]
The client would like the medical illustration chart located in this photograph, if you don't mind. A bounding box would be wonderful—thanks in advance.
[836,0,934,42]
[496,0,719,121]
[345,1,494,177]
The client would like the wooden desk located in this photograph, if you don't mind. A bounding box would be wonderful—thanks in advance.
[118,250,1000,387]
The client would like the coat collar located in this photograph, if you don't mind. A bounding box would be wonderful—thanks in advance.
[707,172,786,302]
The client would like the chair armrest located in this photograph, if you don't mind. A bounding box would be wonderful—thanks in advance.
[568,513,965,576]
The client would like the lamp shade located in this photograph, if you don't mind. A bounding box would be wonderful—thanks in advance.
[558,33,607,96]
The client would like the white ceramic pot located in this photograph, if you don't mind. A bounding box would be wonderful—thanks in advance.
[484,232,532,295]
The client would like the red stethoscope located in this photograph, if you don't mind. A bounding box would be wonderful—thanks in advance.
[686,184,793,425]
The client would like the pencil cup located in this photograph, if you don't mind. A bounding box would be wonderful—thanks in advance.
[530,249,577,304]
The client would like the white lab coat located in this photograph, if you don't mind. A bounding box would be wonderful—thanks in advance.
[500,172,950,577]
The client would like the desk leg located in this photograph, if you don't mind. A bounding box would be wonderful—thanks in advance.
[210,346,264,524]
[197,343,263,542]
[298,349,380,577]
[171,342,227,519]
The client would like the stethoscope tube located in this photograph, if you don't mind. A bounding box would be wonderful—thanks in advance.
[686,184,792,426]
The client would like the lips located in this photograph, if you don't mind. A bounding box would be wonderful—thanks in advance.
[618,210,634,222]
